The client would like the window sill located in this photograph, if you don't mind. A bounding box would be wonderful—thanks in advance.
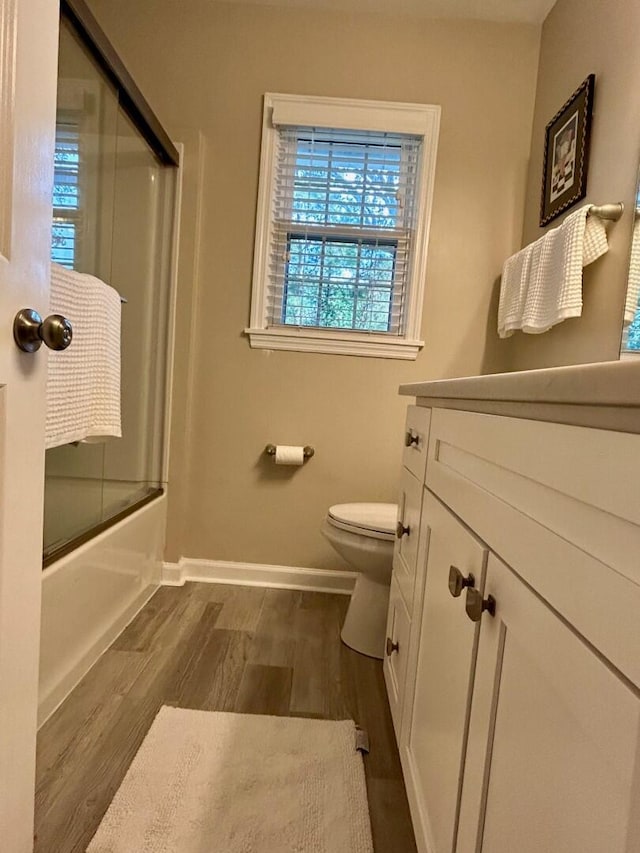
[244,327,423,360]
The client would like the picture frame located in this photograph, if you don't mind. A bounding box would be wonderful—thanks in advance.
[539,74,595,227]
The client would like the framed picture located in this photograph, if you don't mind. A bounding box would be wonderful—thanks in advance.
[539,74,595,226]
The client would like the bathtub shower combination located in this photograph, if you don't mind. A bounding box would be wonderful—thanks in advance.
[39,0,179,723]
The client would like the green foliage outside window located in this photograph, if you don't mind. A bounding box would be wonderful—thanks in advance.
[626,307,640,350]
[282,137,403,333]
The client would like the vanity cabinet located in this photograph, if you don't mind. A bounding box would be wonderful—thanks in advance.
[387,400,640,853]
[384,405,431,737]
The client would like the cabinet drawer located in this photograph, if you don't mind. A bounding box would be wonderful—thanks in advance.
[402,405,431,482]
[406,492,488,853]
[383,575,412,738]
[393,467,423,615]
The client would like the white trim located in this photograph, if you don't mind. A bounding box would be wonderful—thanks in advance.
[270,92,438,135]
[250,95,278,334]
[160,141,184,483]
[405,101,440,345]
[245,327,423,359]
[248,93,440,357]
[162,558,357,595]
[162,561,185,586]
[401,747,437,853]
[181,132,207,506]
[0,0,16,261]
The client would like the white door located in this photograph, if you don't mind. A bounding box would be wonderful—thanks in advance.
[0,0,59,850]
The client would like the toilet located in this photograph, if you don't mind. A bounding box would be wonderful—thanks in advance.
[321,502,397,659]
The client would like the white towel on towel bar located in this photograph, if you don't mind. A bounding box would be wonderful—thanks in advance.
[497,242,534,338]
[46,263,122,449]
[497,204,609,338]
[624,217,640,327]
[520,205,608,334]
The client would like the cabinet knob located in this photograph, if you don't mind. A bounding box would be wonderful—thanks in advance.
[386,637,399,656]
[404,429,419,448]
[465,587,496,622]
[448,566,475,598]
[396,521,410,539]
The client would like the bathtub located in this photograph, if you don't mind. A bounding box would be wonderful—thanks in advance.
[38,492,166,725]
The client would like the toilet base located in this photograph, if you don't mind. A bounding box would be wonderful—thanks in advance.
[341,572,391,659]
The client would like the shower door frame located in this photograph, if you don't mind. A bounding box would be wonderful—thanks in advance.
[61,0,179,167]
[43,0,181,567]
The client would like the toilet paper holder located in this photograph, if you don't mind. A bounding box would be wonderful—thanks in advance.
[265,444,315,460]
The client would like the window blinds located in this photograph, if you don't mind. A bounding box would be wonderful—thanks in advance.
[267,127,422,335]
[51,121,81,268]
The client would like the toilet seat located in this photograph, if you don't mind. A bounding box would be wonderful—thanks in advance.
[327,502,397,542]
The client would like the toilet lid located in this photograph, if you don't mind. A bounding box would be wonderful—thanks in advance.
[328,503,397,540]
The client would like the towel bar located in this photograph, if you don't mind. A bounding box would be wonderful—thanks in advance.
[588,203,624,221]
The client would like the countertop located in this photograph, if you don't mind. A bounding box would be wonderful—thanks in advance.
[399,358,640,432]
[400,358,640,406]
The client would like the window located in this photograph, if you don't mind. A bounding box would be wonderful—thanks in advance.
[247,94,440,359]
[52,119,81,268]
[275,128,419,335]
[50,78,101,271]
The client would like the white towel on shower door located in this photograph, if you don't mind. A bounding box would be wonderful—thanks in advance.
[46,263,122,449]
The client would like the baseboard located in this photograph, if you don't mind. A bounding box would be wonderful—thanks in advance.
[162,558,357,595]
[162,562,185,586]
[401,744,434,853]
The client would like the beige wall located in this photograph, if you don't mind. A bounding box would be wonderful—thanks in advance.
[503,0,640,370]
[87,0,539,568]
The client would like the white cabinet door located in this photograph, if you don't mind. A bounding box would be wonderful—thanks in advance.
[402,404,431,482]
[404,493,488,853]
[393,467,423,614]
[383,574,412,736]
[457,552,640,853]
[0,1,58,850]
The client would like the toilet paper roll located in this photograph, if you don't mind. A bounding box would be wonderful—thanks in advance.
[274,445,305,466]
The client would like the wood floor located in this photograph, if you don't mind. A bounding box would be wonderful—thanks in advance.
[34,583,417,852]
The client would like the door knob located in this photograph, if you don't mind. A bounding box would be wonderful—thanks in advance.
[448,565,475,598]
[13,308,73,353]
[465,587,496,622]
[396,520,410,539]
[386,637,399,656]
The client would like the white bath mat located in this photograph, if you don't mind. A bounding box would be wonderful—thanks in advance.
[87,706,373,853]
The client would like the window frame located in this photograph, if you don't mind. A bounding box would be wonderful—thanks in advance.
[246,93,441,360]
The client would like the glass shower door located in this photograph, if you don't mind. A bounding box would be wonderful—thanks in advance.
[43,14,177,564]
